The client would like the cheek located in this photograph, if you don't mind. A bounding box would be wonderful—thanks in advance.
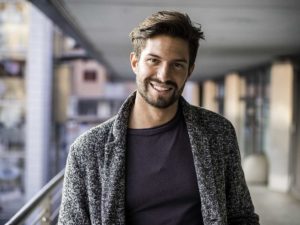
[138,64,154,78]
[175,74,189,86]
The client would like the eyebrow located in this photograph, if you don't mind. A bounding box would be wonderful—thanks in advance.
[147,53,188,64]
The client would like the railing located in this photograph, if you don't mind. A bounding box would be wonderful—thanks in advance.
[5,169,65,225]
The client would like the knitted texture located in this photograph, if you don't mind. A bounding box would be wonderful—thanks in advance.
[58,92,259,225]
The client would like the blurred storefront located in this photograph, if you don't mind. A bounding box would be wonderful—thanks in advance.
[0,0,28,216]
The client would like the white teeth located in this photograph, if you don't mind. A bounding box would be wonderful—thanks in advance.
[153,85,170,91]
[151,83,172,92]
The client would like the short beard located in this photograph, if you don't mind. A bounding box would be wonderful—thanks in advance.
[137,78,185,109]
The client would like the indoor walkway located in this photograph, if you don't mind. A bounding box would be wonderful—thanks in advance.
[249,185,300,225]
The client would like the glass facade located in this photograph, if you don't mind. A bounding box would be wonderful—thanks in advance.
[215,78,225,115]
[240,68,270,156]
[291,60,300,197]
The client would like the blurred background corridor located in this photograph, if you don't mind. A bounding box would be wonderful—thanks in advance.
[0,0,300,224]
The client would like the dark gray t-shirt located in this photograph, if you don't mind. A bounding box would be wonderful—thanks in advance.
[125,108,203,225]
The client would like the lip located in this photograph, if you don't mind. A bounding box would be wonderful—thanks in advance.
[150,82,173,92]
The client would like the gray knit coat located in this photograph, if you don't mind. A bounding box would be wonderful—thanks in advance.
[58,92,259,225]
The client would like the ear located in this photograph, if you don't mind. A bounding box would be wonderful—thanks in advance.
[130,52,139,75]
[188,64,195,78]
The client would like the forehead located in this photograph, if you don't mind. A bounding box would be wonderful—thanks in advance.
[141,35,189,60]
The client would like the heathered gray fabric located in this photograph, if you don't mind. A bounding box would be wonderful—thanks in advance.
[58,92,259,225]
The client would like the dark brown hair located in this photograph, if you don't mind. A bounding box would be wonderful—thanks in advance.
[129,11,205,68]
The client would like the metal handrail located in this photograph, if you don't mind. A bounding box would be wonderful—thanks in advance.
[5,169,65,225]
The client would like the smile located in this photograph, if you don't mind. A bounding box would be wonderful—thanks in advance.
[150,82,173,92]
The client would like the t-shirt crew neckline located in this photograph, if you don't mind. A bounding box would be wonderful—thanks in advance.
[127,107,181,136]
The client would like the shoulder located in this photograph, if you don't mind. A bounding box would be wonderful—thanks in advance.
[187,104,234,132]
[70,116,116,159]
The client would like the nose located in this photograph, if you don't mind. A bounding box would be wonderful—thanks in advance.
[156,63,171,82]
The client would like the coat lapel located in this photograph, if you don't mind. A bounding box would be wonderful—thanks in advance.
[101,141,126,224]
[181,99,226,225]
[101,93,136,225]
[101,93,226,225]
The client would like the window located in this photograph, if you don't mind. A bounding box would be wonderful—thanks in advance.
[241,69,270,156]
[83,70,97,81]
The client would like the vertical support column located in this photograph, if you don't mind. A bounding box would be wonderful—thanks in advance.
[268,61,294,192]
[182,81,200,106]
[202,80,218,112]
[54,65,72,171]
[224,73,244,142]
[25,4,53,200]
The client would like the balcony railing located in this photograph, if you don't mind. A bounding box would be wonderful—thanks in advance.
[5,169,64,225]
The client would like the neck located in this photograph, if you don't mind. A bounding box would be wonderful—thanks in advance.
[129,92,179,129]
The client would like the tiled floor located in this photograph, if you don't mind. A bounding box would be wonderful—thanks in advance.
[249,185,300,225]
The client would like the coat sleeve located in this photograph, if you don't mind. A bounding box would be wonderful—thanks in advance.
[58,145,91,225]
[224,123,260,225]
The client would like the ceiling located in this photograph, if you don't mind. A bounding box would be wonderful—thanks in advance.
[29,0,300,81]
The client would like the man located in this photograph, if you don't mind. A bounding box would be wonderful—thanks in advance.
[58,11,259,225]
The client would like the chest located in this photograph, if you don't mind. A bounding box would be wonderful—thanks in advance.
[125,118,203,224]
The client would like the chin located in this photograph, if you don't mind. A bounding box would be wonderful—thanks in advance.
[145,94,178,109]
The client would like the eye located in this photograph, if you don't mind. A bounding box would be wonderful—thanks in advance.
[147,58,159,65]
[173,62,184,70]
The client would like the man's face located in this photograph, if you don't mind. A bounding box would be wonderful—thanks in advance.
[130,35,194,108]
